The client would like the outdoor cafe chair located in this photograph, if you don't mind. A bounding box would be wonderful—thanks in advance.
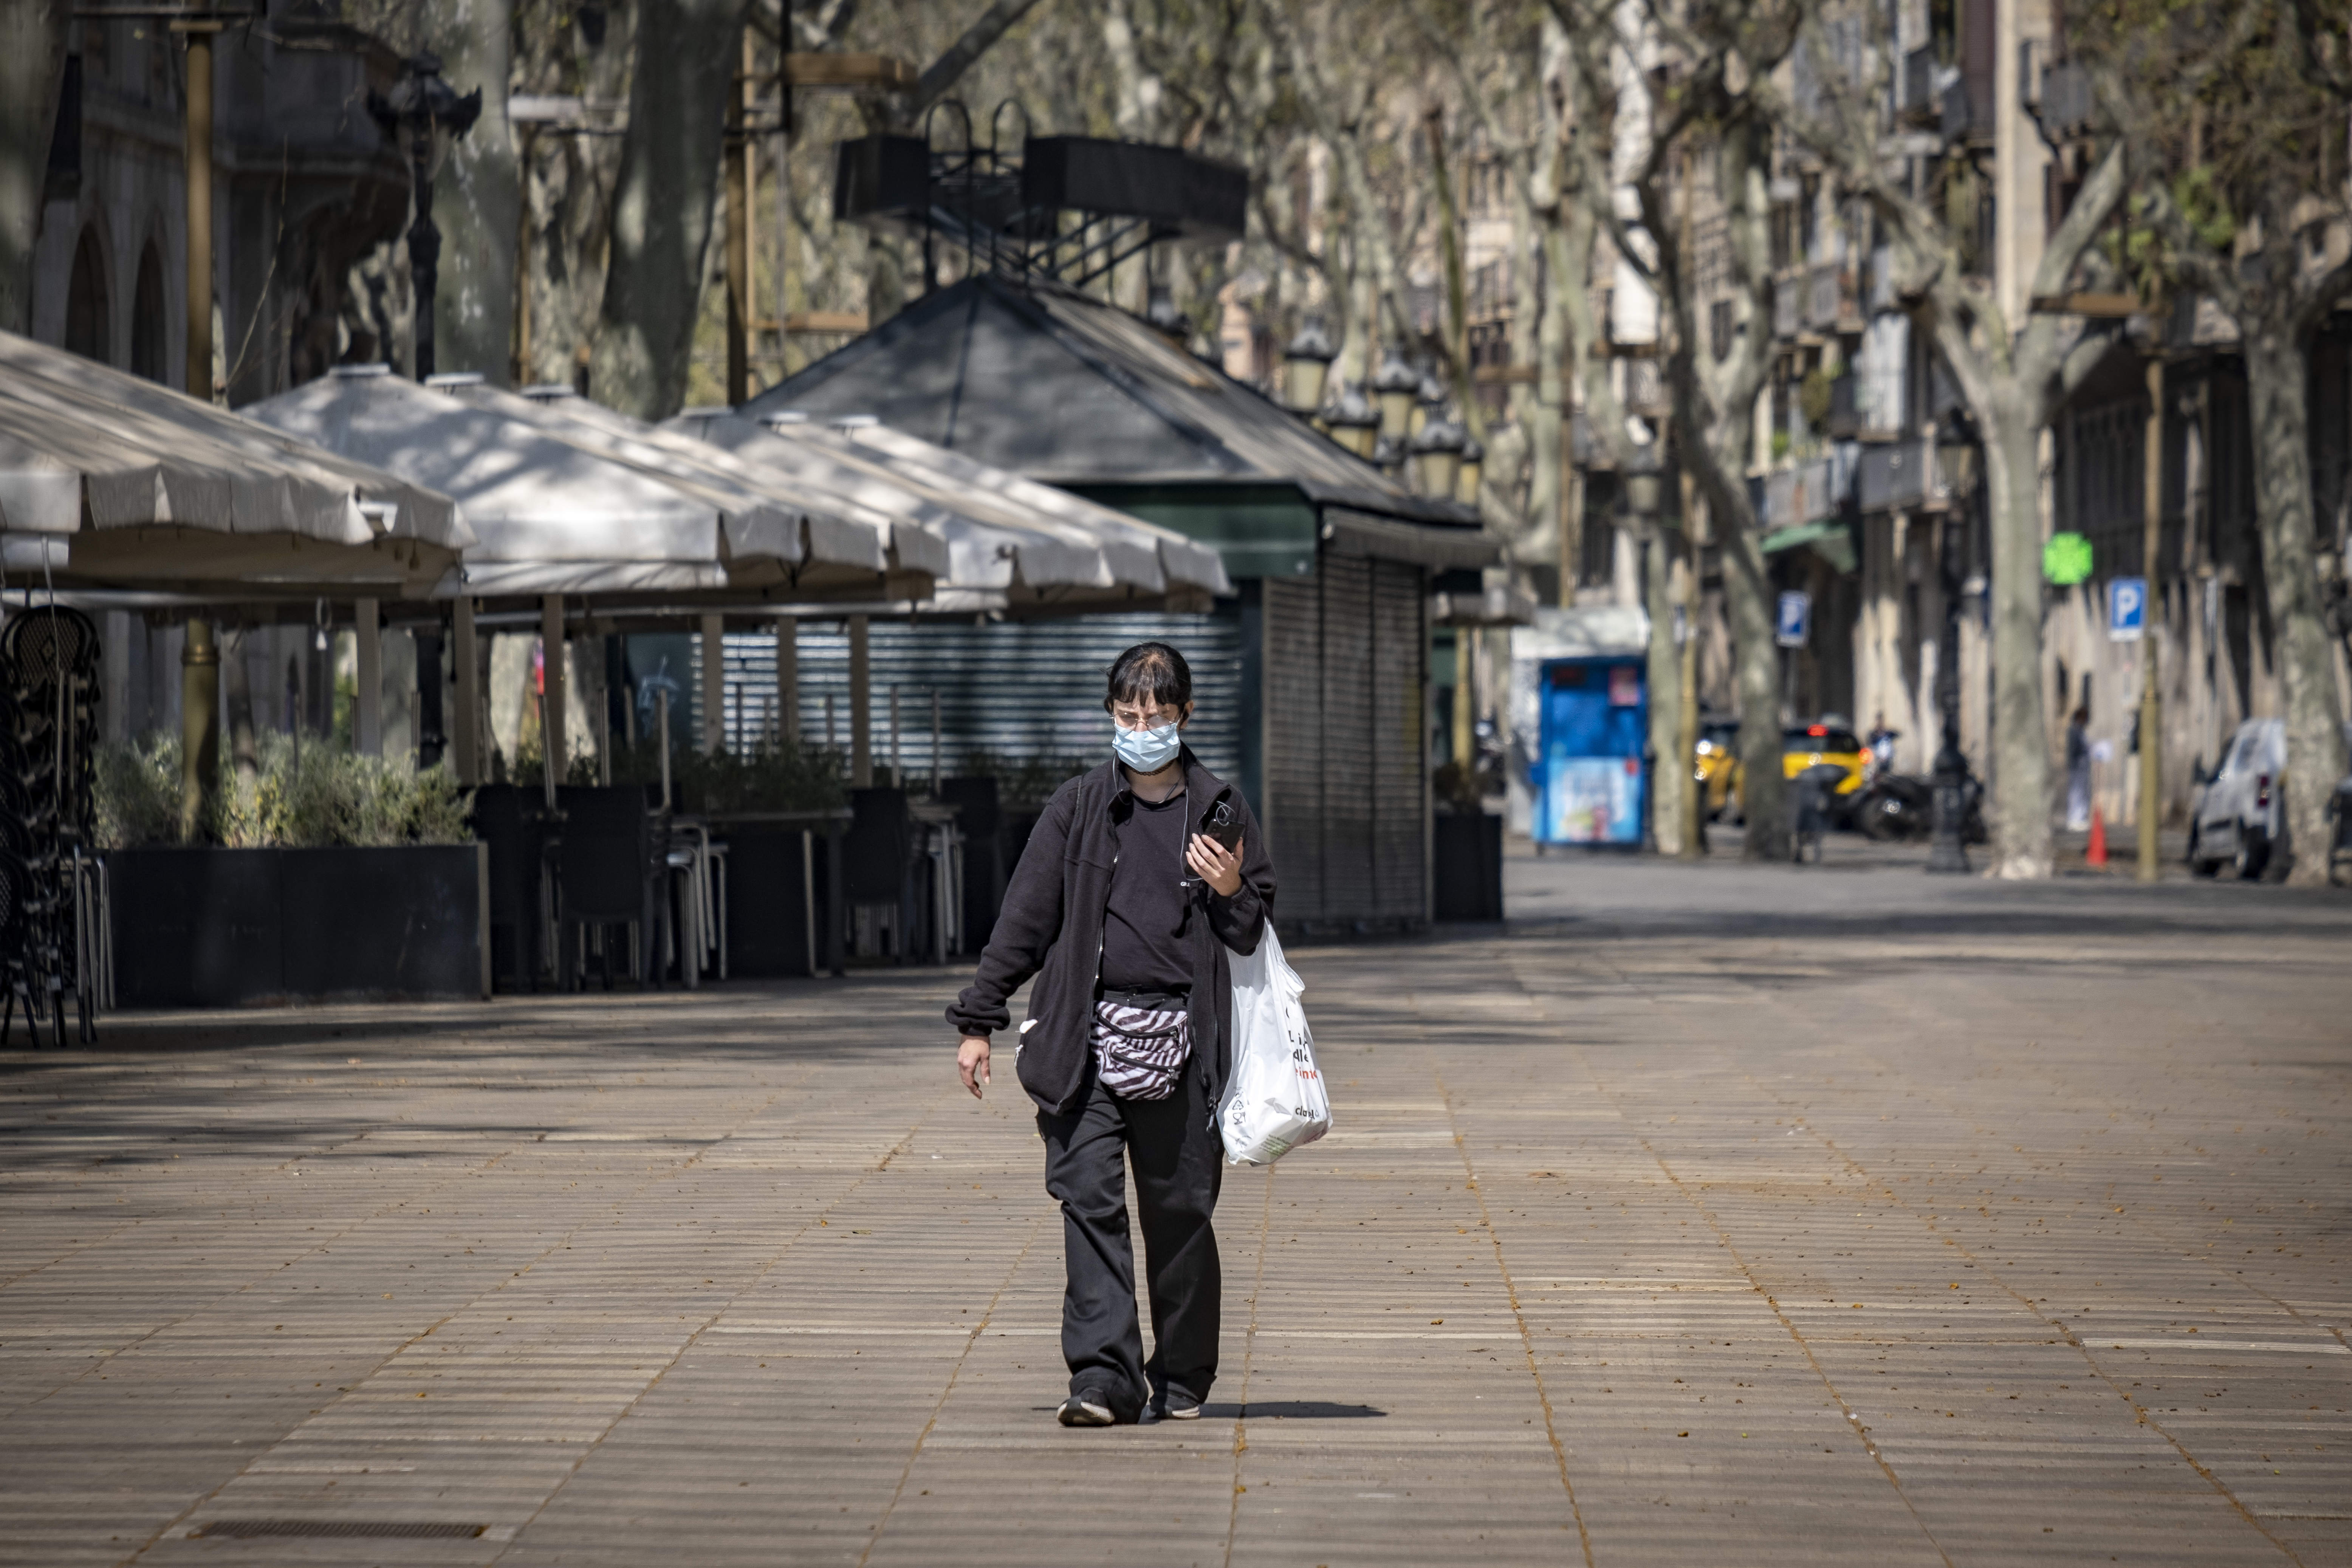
[555,785,670,989]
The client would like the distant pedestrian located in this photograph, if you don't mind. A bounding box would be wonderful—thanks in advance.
[948,642,1275,1427]
[1866,711,1898,779]
[2066,706,2092,831]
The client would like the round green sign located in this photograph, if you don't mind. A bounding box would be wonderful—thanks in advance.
[2044,532,2094,586]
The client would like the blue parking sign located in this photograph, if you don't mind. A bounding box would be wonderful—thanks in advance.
[2108,576,2147,642]
[1776,591,1811,648]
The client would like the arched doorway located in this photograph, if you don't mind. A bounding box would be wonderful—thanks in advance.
[65,227,110,363]
[130,241,168,382]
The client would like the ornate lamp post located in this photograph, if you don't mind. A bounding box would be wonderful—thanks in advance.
[1372,348,1418,444]
[1411,416,1466,500]
[370,54,481,381]
[1411,368,1446,441]
[1281,317,1336,414]
[1929,424,1980,874]
[1321,384,1379,458]
[1455,435,1484,506]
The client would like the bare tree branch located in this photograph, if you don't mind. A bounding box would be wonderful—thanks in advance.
[913,0,1052,115]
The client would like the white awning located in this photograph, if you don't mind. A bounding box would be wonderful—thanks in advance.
[0,332,469,594]
[242,368,933,605]
[667,411,1223,614]
[820,419,1234,599]
[453,382,948,588]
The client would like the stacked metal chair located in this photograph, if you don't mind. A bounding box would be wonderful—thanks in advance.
[1,607,108,1047]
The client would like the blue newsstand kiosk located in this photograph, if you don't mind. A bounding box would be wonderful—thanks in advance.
[1534,655,1647,847]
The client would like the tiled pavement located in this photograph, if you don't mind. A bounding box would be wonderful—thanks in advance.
[1,850,2345,1565]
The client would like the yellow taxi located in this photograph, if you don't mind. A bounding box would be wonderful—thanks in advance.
[1726,723,1872,820]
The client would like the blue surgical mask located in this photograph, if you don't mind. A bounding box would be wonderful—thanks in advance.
[1113,719,1181,772]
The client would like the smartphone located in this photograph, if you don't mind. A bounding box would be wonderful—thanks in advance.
[1204,800,1244,855]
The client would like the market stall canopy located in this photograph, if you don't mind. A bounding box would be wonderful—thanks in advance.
[739,274,1496,578]
[442,380,948,597]
[242,367,934,606]
[664,409,1227,615]
[0,331,469,595]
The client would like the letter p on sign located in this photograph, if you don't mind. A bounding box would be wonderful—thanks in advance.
[2107,577,2147,642]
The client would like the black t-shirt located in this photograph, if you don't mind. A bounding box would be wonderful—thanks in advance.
[1099,789,1192,993]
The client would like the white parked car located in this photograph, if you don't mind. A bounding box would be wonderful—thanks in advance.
[2189,719,2285,879]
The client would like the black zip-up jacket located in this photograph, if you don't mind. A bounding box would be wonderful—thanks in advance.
[947,749,1275,1116]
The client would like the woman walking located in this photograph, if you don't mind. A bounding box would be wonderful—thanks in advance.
[949,642,1274,1427]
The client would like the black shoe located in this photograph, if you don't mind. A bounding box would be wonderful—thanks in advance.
[1057,1391,1116,1427]
[1146,1387,1203,1422]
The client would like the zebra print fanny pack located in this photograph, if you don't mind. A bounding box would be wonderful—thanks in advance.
[1092,991,1192,1101]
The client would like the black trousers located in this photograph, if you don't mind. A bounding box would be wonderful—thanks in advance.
[1036,1051,1223,1422]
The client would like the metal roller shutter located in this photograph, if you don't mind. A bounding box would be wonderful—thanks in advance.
[1371,559,1427,921]
[1261,574,1324,924]
[691,612,1245,782]
[1319,553,1377,923]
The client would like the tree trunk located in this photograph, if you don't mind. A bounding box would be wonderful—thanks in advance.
[0,0,68,335]
[1643,528,1687,853]
[223,629,259,786]
[1528,216,1570,594]
[1719,519,1788,859]
[588,0,743,417]
[2242,326,2350,884]
[1983,406,2052,878]
[423,0,518,385]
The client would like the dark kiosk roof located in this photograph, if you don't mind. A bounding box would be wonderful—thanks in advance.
[744,274,1477,528]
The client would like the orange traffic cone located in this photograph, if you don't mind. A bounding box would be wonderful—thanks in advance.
[2086,805,2108,867]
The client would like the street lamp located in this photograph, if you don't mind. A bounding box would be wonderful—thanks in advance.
[1456,434,1484,506]
[1373,348,1418,443]
[1281,317,1336,413]
[1411,369,1446,440]
[1320,383,1380,458]
[1410,416,1466,500]
[370,53,481,381]
[1928,423,1980,874]
[1146,283,1185,339]
[1620,437,1664,521]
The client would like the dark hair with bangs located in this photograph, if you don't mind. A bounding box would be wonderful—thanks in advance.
[1103,641,1192,715]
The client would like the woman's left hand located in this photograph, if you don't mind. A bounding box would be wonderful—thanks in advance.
[1186,833,1243,898]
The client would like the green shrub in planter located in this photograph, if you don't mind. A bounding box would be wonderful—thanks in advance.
[94,732,473,849]
[566,734,848,814]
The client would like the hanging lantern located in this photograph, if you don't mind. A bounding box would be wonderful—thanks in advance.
[1147,283,1185,339]
[1621,438,1664,520]
[1281,317,1336,413]
[1456,435,1485,505]
[1411,369,1446,440]
[1320,382,1380,458]
[1410,417,1466,500]
[1372,348,1418,442]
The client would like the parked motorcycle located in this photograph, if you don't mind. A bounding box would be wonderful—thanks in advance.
[1853,773,1987,844]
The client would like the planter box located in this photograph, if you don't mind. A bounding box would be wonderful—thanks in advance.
[1432,813,1504,922]
[109,845,489,1007]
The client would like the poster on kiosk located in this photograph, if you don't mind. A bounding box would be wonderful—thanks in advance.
[1535,656,1647,846]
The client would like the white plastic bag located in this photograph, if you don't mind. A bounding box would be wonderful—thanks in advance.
[1219,927,1331,1166]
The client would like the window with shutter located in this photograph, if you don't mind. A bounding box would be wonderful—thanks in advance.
[1262,575,1324,923]
[1319,554,1377,922]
